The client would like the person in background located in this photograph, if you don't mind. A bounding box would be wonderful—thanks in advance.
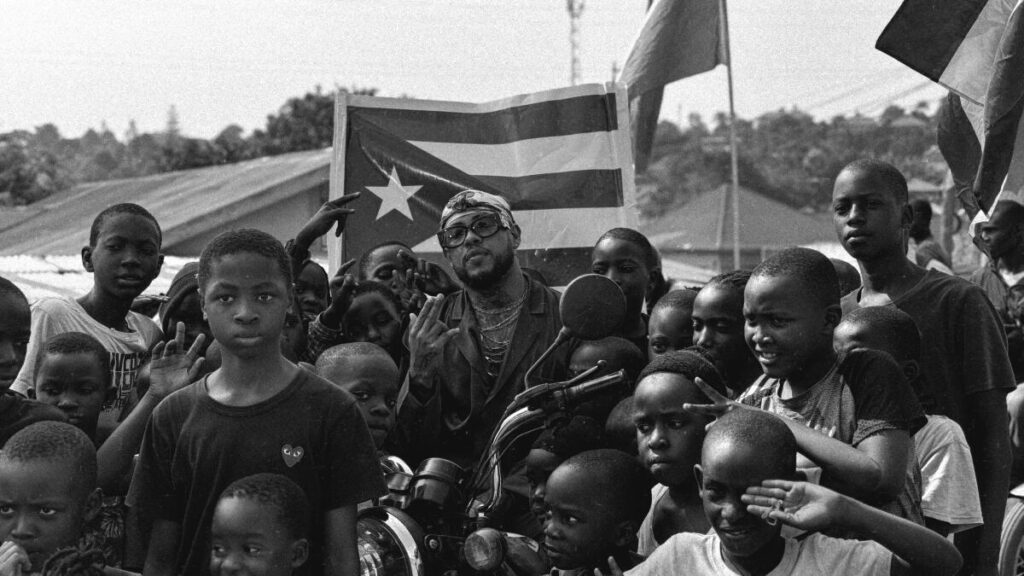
[909,199,953,274]
[646,289,697,360]
[835,159,1013,574]
[691,271,761,397]
[591,228,662,352]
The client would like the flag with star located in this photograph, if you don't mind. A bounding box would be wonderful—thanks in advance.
[330,83,638,286]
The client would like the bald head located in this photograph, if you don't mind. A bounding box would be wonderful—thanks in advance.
[315,342,399,387]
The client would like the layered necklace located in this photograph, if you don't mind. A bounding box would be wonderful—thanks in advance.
[473,285,529,379]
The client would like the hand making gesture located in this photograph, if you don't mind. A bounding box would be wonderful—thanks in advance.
[294,192,361,249]
[0,542,30,576]
[407,295,459,398]
[320,259,356,329]
[742,479,840,532]
[148,322,206,401]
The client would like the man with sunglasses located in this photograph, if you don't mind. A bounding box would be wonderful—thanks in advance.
[395,190,566,535]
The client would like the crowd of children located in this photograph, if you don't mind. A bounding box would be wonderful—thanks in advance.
[0,157,1010,576]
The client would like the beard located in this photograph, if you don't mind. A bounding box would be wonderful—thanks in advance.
[453,246,516,291]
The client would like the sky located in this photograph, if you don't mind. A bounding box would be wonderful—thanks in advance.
[0,0,945,140]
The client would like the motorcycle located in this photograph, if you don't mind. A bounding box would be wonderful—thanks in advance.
[356,274,629,576]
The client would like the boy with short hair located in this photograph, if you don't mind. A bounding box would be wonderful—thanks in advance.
[209,473,311,576]
[525,415,605,524]
[543,449,651,576]
[646,289,698,359]
[834,307,983,536]
[32,332,111,441]
[315,342,399,451]
[0,277,66,445]
[632,348,723,555]
[691,270,761,396]
[834,159,1014,571]
[13,203,164,437]
[129,228,384,576]
[722,247,926,524]
[0,421,102,575]
[619,409,962,576]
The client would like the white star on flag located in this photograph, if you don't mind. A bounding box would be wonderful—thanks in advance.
[367,166,422,221]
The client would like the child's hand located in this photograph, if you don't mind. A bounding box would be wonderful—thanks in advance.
[322,269,356,329]
[294,193,361,247]
[742,479,843,532]
[594,556,625,576]
[407,296,458,391]
[0,541,31,576]
[682,377,748,429]
[148,322,205,400]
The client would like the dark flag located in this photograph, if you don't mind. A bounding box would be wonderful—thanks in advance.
[330,83,638,286]
[878,0,1024,218]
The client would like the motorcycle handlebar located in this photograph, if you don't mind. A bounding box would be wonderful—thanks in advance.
[527,369,626,413]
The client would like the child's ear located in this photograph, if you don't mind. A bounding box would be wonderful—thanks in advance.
[645,268,665,303]
[83,487,102,524]
[105,384,118,404]
[81,245,94,273]
[612,519,637,549]
[900,359,921,383]
[290,538,310,568]
[900,203,914,230]
[823,304,842,333]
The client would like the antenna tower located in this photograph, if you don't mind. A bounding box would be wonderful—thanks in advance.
[567,0,584,85]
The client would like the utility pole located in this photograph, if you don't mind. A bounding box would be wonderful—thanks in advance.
[567,0,584,85]
[611,61,619,83]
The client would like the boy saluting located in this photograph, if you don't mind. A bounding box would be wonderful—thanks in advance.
[834,159,1014,575]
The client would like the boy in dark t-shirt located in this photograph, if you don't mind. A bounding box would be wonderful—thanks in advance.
[833,159,1013,573]
[689,248,925,525]
[129,229,384,576]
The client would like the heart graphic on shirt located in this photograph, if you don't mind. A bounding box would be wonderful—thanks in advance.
[282,445,304,467]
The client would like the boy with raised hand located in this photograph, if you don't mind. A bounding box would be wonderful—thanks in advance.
[12,204,164,439]
[834,307,982,536]
[696,247,926,524]
[128,229,384,576]
[611,410,961,576]
[834,159,1013,573]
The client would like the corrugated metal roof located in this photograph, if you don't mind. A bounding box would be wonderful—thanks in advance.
[0,255,329,305]
[0,148,331,256]
[646,185,835,251]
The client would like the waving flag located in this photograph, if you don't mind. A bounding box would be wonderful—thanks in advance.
[617,0,725,172]
[330,83,637,286]
[877,0,1024,217]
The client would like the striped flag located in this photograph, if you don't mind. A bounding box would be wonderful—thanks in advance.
[329,83,638,286]
[877,0,1024,217]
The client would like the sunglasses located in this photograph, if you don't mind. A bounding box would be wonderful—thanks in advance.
[437,214,505,249]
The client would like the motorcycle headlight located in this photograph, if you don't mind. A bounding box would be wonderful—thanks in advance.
[357,507,425,576]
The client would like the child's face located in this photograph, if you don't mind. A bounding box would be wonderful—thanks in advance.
[697,443,781,560]
[743,275,835,381]
[592,238,651,317]
[633,373,708,486]
[525,448,563,524]
[832,170,910,262]
[693,285,751,381]
[201,253,292,359]
[647,305,693,359]
[362,245,412,299]
[34,353,108,438]
[319,357,398,449]
[543,466,622,570]
[166,291,211,353]
[0,459,96,572]
[210,497,306,576]
[567,343,623,378]
[85,213,163,301]
[342,293,402,354]
[0,294,31,391]
[294,263,329,317]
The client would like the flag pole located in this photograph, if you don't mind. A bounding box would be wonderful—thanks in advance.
[719,0,741,270]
